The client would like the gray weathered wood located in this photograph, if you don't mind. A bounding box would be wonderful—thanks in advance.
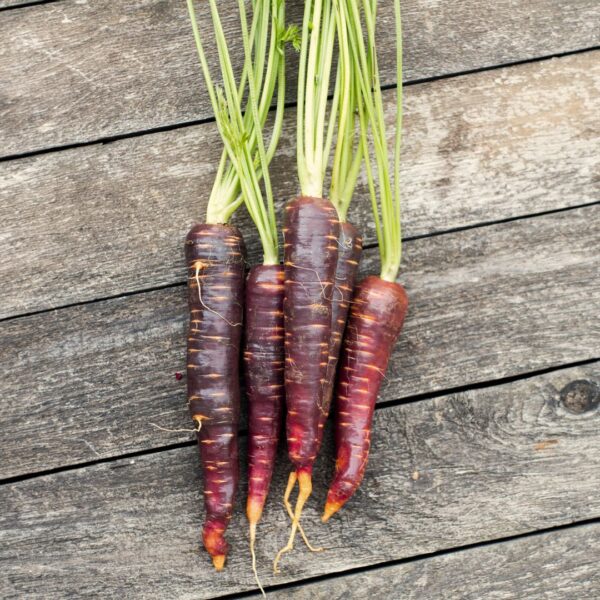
[0,206,598,479]
[0,1,36,7]
[1,0,600,157]
[2,0,61,8]
[1,52,598,318]
[1,365,598,598]
[270,523,600,599]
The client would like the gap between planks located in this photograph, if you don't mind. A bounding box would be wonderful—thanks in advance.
[1,199,597,326]
[240,520,600,599]
[2,0,600,157]
[0,0,61,12]
[1,355,597,488]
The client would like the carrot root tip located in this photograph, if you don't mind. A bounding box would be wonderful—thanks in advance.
[203,520,229,570]
[212,554,226,572]
[274,470,322,573]
[322,499,344,523]
[249,523,266,597]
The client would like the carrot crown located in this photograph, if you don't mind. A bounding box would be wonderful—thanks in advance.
[345,0,403,281]
[187,0,297,264]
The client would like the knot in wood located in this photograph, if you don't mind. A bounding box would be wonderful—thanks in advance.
[560,380,599,414]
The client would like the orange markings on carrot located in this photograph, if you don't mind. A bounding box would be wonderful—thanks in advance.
[324,276,408,520]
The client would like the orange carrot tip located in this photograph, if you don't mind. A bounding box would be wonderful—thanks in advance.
[212,555,226,572]
[203,520,229,572]
[321,498,344,523]
[247,497,264,527]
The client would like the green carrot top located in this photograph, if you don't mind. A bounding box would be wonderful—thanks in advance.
[329,0,363,222]
[345,0,403,281]
[187,0,297,265]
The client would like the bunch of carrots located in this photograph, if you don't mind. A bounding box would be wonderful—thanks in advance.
[183,0,408,591]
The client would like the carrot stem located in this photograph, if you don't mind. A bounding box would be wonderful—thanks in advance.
[297,0,337,197]
[330,0,362,221]
[344,0,403,280]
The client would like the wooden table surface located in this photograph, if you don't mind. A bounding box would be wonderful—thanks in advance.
[1,1,599,598]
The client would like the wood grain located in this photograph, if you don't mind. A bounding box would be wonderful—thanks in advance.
[0,206,598,479]
[270,523,600,599]
[0,1,37,7]
[1,51,599,318]
[1,0,599,157]
[1,364,598,598]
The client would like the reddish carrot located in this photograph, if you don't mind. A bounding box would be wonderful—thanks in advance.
[323,276,408,520]
[323,0,407,521]
[185,223,246,569]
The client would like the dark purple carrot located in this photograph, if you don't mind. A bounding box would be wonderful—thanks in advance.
[273,195,339,569]
[185,224,246,570]
[323,0,407,521]
[284,196,340,472]
[318,222,363,442]
[323,276,408,520]
[274,0,367,570]
[245,265,285,552]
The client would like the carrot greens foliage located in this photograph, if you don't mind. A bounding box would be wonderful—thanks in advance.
[345,0,403,280]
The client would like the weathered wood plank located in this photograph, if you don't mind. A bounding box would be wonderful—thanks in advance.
[1,365,598,598]
[0,1,36,7]
[1,0,599,157]
[0,206,598,479]
[1,52,599,318]
[270,524,600,599]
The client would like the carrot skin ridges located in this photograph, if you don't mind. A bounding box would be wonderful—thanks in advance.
[324,275,408,521]
[185,223,246,569]
[283,196,340,471]
[245,264,285,524]
[319,221,363,442]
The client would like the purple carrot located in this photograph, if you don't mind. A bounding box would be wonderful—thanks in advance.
[245,265,285,546]
[185,223,246,571]
[318,222,363,443]
[323,276,408,521]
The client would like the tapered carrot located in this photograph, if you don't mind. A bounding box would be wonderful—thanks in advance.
[245,265,285,593]
[275,0,364,571]
[186,224,246,569]
[245,265,285,521]
[186,0,292,574]
[318,223,362,441]
[323,276,407,520]
[323,0,408,522]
